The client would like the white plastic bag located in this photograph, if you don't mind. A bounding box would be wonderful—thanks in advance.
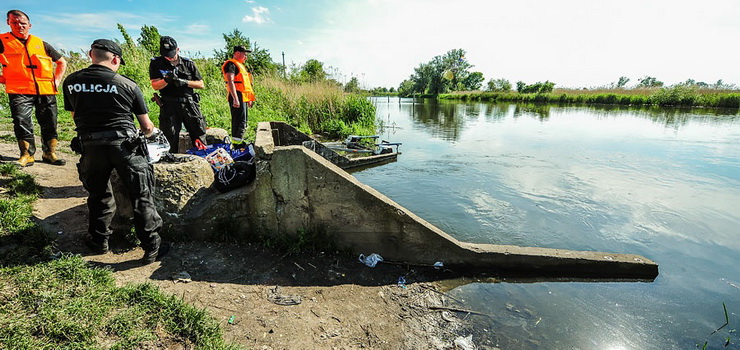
[453,334,476,350]
[358,253,383,268]
[144,128,170,163]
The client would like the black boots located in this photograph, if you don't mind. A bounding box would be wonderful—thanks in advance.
[85,237,109,255]
[142,241,170,265]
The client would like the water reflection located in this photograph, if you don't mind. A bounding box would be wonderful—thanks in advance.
[361,97,740,350]
[513,104,551,120]
[394,98,740,141]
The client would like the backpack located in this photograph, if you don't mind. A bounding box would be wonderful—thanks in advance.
[213,161,256,193]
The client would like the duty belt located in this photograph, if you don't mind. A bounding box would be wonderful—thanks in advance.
[161,95,193,102]
[78,130,137,140]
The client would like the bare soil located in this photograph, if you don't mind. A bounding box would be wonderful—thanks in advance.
[1,136,488,350]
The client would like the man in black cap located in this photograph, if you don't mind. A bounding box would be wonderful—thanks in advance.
[149,35,206,153]
[221,45,256,144]
[63,39,168,265]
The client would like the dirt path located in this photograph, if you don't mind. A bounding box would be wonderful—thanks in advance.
[1,135,481,350]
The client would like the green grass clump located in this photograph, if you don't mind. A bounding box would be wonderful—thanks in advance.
[0,163,52,265]
[0,256,240,349]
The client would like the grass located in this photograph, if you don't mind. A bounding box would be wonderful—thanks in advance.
[440,87,740,109]
[0,164,241,349]
[0,256,240,349]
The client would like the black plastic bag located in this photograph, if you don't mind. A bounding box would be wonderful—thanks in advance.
[213,161,256,193]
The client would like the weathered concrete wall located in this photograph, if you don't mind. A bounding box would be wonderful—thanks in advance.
[249,122,658,278]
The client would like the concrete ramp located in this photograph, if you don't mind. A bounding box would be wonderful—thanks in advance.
[254,122,658,279]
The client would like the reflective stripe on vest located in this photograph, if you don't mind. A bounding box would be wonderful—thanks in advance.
[221,59,255,102]
[0,33,56,95]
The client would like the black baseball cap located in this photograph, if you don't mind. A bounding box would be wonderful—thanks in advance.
[91,39,125,65]
[160,36,178,58]
[233,45,252,54]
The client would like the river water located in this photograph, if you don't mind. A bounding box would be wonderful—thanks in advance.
[353,97,740,349]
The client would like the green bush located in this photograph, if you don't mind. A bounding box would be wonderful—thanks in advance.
[651,85,698,106]
[438,88,740,109]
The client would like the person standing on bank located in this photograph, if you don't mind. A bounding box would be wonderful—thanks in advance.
[63,39,168,265]
[0,9,67,167]
[221,45,255,144]
[149,36,206,153]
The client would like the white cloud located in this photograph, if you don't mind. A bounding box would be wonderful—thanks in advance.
[242,6,270,24]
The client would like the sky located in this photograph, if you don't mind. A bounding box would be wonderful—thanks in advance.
[5,0,740,89]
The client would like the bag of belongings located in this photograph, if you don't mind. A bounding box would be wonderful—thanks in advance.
[213,161,256,193]
[186,137,256,167]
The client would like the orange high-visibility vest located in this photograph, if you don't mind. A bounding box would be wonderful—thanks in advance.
[221,59,255,102]
[0,33,57,95]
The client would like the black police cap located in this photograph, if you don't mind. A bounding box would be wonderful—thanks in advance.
[91,39,125,65]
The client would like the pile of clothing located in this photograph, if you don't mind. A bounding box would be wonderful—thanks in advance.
[185,137,257,193]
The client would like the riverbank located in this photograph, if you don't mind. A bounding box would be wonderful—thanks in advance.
[439,87,740,108]
[0,137,484,349]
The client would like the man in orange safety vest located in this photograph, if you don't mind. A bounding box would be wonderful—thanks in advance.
[221,45,255,144]
[0,9,68,166]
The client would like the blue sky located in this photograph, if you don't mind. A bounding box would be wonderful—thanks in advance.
[6,0,740,89]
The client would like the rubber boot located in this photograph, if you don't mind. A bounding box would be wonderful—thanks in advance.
[42,139,66,165]
[16,140,34,167]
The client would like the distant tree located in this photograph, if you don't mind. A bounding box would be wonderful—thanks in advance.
[487,78,512,92]
[389,87,395,92]
[516,81,555,93]
[461,71,484,90]
[214,29,277,76]
[344,77,360,92]
[636,76,663,88]
[404,49,475,95]
[516,81,526,93]
[616,76,630,88]
[138,25,160,56]
[291,59,327,82]
[675,79,711,88]
[713,79,737,90]
[398,79,415,97]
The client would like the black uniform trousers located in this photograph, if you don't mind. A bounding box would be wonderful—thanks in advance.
[77,139,162,251]
[8,94,59,155]
[228,92,248,140]
[159,97,206,153]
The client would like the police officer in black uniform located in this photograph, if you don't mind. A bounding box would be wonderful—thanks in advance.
[63,39,167,265]
[149,36,206,153]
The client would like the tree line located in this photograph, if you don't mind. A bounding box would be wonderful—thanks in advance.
[392,49,737,97]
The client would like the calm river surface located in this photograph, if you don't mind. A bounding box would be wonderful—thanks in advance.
[353,97,740,349]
